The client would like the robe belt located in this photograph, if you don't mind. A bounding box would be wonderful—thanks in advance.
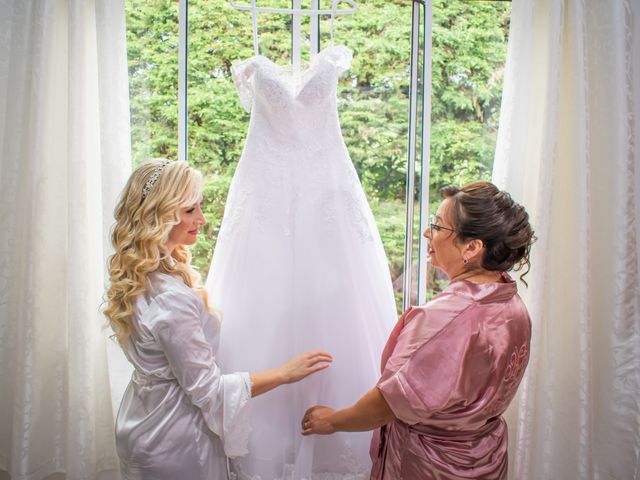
[131,369,175,386]
[405,417,504,442]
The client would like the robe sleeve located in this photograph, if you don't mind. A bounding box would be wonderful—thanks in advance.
[377,306,486,425]
[147,290,252,457]
[231,58,257,113]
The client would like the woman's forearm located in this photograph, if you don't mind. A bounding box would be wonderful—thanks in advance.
[303,387,396,435]
[331,387,396,431]
[249,368,285,397]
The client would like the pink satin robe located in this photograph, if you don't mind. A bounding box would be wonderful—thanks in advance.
[370,273,531,480]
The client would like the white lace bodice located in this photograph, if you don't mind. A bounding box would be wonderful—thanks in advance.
[231,46,352,154]
[232,45,352,113]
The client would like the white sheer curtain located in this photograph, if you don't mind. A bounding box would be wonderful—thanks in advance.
[0,0,131,478]
[493,0,640,479]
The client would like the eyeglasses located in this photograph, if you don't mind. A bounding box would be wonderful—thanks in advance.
[428,214,456,237]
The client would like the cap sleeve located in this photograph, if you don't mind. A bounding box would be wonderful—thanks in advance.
[322,45,352,76]
[231,58,258,113]
[147,290,252,457]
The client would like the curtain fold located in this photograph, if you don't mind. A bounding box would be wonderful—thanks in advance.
[493,1,640,479]
[0,0,131,478]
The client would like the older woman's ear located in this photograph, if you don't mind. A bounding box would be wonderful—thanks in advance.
[461,238,484,263]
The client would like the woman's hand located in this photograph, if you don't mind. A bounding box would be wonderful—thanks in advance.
[300,388,396,434]
[280,350,333,384]
[250,350,332,397]
[301,405,337,435]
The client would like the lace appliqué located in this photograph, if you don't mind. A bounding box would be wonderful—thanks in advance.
[229,458,370,480]
[216,175,251,246]
[317,187,373,244]
[319,164,374,243]
[228,434,370,480]
[230,468,370,480]
[257,74,292,111]
[296,65,336,106]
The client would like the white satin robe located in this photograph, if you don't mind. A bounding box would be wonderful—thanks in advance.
[115,271,252,480]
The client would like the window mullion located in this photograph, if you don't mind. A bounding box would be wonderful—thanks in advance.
[292,0,301,67]
[417,1,432,306]
[178,0,188,162]
[402,1,422,311]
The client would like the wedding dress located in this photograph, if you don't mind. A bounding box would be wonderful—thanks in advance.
[206,25,398,480]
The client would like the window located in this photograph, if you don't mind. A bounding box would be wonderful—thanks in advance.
[125,0,510,311]
[126,0,180,166]
[424,0,511,301]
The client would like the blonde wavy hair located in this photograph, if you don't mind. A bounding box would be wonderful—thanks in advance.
[104,159,210,345]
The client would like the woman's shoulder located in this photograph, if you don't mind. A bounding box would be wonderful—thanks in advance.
[396,294,475,349]
[135,271,202,316]
[147,270,190,292]
[418,284,477,320]
[401,277,516,343]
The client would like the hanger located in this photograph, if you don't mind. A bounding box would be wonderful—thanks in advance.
[229,0,356,16]
[235,0,353,63]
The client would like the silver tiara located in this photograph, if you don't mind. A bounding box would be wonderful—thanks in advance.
[141,160,172,200]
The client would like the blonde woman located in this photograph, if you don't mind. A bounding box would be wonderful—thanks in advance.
[105,159,332,479]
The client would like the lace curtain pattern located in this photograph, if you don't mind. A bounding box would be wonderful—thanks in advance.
[0,0,131,478]
[493,1,640,478]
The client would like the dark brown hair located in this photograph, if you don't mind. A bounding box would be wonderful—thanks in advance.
[440,181,536,285]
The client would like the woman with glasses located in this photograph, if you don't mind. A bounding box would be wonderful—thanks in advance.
[301,181,535,480]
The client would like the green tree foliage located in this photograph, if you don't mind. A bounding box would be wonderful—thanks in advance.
[124,0,510,290]
[429,0,510,205]
[324,0,413,200]
[126,0,180,163]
